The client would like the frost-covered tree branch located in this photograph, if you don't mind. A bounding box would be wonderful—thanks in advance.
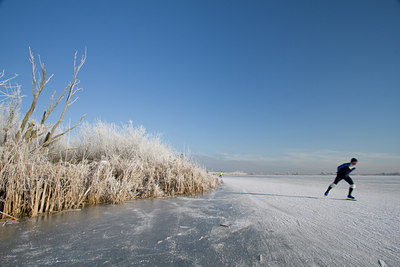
[13,47,86,147]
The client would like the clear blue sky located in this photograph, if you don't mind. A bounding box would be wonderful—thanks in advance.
[1,0,399,173]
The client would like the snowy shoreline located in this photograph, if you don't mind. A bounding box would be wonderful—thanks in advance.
[0,175,399,266]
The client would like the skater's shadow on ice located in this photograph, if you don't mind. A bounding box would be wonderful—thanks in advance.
[229,192,349,201]
[229,192,319,199]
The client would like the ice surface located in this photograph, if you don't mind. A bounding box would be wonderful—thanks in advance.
[0,175,399,266]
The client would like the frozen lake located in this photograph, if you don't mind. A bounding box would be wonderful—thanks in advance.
[1,175,399,266]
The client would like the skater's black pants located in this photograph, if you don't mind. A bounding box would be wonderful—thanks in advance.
[333,175,354,186]
[325,175,355,196]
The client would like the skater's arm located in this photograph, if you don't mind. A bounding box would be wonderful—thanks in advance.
[337,164,356,177]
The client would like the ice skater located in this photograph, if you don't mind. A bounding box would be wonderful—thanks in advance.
[324,158,358,200]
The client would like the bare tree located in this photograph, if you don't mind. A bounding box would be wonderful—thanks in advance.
[15,47,86,147]
[0,71,20,144]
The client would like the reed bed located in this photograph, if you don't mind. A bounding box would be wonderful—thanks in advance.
[0,50,219,219]
[0,134,219,218]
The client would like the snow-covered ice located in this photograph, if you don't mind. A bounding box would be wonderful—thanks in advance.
[0,175,399,266]
[220,175,400,266]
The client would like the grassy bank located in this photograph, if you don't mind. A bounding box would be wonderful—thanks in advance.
[0,50,219,219]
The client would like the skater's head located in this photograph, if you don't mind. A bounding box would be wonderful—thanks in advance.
[350,158,358,165]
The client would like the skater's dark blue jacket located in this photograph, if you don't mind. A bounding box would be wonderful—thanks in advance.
[337,163,356,177]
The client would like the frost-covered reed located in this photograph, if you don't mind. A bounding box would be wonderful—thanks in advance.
[0,51,219,219]
[0,125,218,218]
